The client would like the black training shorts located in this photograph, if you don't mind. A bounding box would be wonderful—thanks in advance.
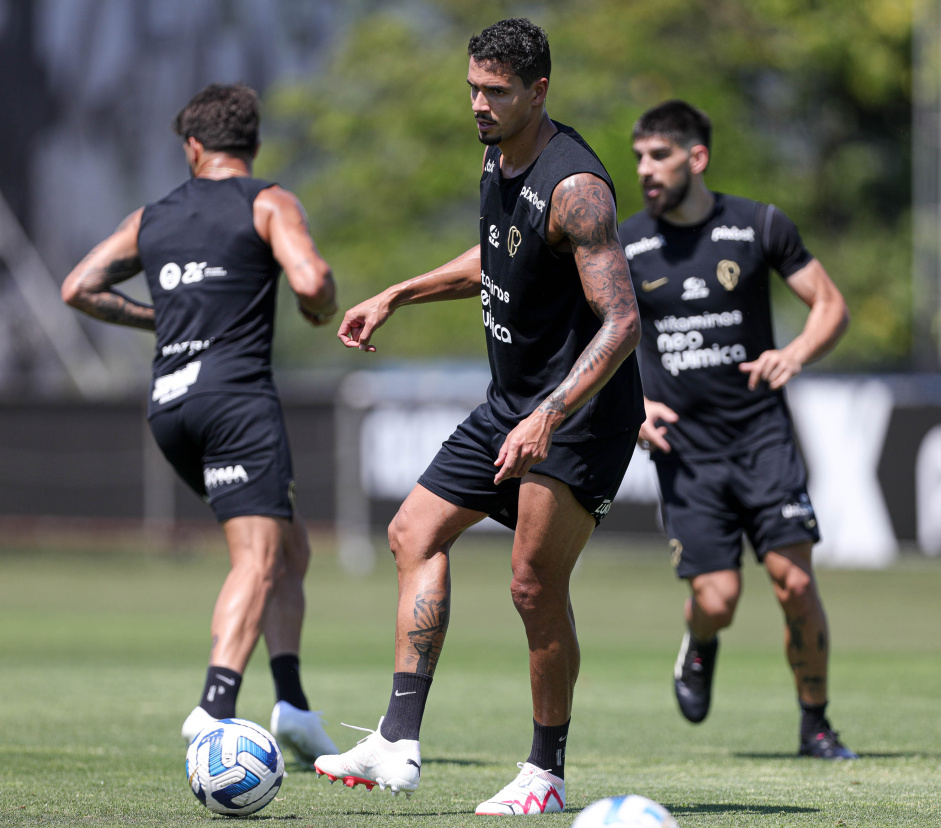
[418,403,638,529]
[148,393,294,523]
[655,437,821,579]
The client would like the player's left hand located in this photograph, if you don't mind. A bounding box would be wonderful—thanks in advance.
[739,349,802,390]
[493,414,555,484]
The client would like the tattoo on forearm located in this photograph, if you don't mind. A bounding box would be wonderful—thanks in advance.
[405,592,449,675]
[74,255,154,329]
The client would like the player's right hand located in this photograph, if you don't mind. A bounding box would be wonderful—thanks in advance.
[336,295,390,352]
[638,398,677,453]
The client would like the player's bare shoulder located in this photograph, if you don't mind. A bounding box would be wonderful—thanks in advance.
[253,185,309,241]
[548,173,618,251]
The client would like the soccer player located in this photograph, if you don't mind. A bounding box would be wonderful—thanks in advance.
[313,18,644,814]
[617,100,856,759]
[61,83,340,765]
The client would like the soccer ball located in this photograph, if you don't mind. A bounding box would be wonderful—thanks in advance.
[571,795,679,828]
[185,718,285,816]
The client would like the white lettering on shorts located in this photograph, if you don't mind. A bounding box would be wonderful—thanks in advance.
[204,464,250,490]
[152,361,201,404]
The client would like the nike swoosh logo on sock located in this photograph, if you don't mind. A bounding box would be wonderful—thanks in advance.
[394,690,417,697]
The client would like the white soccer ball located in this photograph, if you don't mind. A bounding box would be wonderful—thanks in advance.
[571,794,679,828]
[185,718,285,816]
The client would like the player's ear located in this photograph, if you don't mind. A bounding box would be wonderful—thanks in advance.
[529,77,548,108]
[689,144,709,175]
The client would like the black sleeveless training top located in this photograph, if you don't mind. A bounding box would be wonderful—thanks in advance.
[138,177,281,418]
[618,193,814,458]
[479,121,644,441]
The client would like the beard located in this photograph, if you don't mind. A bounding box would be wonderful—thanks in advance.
[644,171,691,218]
[476,120,501,145]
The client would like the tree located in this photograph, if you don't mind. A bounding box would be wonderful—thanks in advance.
[260,0,914,370]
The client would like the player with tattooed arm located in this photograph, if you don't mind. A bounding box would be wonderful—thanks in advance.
[62,83,340,765]
[313,18,644,814]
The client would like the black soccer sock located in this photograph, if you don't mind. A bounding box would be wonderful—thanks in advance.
[527,717,570,779]
[270,654,309,711]
[199,666,242,719]
[800,700,829,741]
[379,672,433,742]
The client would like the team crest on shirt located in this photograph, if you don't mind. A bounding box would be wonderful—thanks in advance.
[681,277,709,301]
[507,226,522,257]
[717,260,740,291]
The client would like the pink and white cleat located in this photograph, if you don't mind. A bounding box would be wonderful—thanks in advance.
[313,718,421,797]
[475,762,565,815]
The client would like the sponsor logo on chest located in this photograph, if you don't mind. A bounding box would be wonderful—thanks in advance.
[711,225,755,243]
[624,235,665,261]
[520,185,546,212]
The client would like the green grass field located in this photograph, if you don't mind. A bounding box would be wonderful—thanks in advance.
[0,532,939,827]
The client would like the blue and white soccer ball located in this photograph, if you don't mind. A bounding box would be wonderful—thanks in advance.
[185,718,285,816]
[571,795,679,828]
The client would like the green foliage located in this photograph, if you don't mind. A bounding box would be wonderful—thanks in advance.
[259,0,913,370]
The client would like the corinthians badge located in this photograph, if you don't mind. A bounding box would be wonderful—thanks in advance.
[508,226,522,257]
[717,259,740,291]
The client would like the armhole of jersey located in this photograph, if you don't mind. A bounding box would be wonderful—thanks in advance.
[756,202,776,259]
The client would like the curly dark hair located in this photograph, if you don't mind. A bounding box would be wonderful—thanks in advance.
[172,83,260,153]
[633,100,712,152]
[467,18,551,88]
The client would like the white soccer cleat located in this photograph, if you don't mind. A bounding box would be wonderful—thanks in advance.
[270,700,338,765]
[313,718,421,797]
[181,706,217,744]
[475,762,566,815]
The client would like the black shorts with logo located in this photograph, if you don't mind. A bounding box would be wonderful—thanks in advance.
[148,393,294,523]
[655,438,821,579]
[417,403,638,529]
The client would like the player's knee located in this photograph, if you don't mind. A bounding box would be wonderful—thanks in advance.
[387,510,441,568]
[778,569,817,612]
[510,569,564,619]
[693,593,737,628]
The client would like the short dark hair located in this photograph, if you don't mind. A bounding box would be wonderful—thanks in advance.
[172,83,260,153]
[467,18,551,88]
[633,100,712,152]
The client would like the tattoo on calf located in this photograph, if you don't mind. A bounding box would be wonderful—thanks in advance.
[406,592,449,675]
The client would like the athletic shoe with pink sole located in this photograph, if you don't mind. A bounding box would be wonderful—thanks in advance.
[475,762,565,815]
[314,718,421,797]
[270,701,338,765]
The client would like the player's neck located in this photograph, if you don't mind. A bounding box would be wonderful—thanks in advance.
[498,113,556,178]
[193,153,252,180]
[662,182,714,227]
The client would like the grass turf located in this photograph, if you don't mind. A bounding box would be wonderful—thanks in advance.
[0,533,938,826]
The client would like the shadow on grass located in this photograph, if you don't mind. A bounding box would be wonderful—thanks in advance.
[734,750,939,760]
[666,803,818,816]
[422,756,489,767]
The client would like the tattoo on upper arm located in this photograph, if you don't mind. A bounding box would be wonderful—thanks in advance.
[536,176,638,419]
[555,176,634,321]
